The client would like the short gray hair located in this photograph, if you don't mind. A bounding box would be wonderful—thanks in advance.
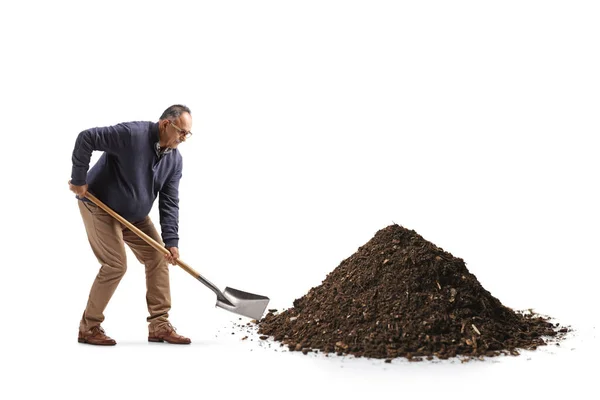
[160,104,191,120]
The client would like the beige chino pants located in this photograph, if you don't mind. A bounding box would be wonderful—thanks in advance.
[78,200,171,333]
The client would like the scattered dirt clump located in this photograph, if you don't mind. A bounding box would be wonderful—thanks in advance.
[258,224,564,360]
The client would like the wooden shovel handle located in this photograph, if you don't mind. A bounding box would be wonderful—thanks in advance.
[84,192,200,279]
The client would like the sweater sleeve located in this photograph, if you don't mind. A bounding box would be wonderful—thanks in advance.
[70,124,131,185]
[159,166,182,248]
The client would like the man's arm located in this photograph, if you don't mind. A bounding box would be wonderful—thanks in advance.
[159,167,182,251]
[71,123,132,186]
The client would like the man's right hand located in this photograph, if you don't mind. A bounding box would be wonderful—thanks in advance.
[68,180,89,198]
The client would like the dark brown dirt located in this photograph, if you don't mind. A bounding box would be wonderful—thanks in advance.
[258,224,565,360]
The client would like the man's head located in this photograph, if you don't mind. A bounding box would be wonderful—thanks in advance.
[158,104,193,149]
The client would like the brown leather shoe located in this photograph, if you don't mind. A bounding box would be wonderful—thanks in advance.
[148,323,191,344]
[78,326,117,345]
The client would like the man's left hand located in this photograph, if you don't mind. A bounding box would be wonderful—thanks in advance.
[165,247,180,265]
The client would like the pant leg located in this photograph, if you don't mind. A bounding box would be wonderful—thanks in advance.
[122,216,171,329]
[78,200,128,332]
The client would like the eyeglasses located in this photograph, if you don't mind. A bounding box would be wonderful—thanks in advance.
[169,120,193,140]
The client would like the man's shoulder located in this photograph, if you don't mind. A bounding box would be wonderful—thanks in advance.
[163,149,183,172]
[119,121,155,132]
[118,121,159,145]
[171,149,183,163]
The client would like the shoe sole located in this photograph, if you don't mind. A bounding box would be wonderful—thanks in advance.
[148,337,191,344]
[78,338,116,345]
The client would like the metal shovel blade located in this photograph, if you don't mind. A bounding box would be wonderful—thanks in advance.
[215,287,270,320]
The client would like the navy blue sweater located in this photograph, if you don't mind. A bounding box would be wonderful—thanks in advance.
[71,121,182,248]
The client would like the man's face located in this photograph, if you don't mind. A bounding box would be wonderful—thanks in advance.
[163,112,193,149]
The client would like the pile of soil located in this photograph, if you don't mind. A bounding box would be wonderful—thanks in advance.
[258,224,565,360]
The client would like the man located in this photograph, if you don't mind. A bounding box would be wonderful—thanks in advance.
[69,104,193,345]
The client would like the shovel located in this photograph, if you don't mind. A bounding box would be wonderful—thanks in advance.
[84,192,270,320]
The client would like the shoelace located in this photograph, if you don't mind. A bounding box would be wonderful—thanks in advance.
[91,326,106,336]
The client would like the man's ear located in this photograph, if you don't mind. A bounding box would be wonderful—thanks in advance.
[159,119,169,132]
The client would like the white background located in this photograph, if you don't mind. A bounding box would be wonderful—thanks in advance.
[0,1,598,399]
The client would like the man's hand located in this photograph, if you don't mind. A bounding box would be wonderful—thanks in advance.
[165,247,180,265]
[68,180,89,198]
